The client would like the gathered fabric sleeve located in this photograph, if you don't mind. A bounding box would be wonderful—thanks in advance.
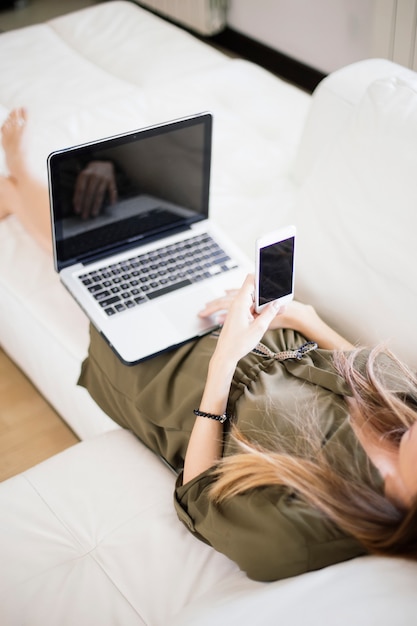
[174,469,365,582]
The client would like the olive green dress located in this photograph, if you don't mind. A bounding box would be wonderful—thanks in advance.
[78,324,383,582]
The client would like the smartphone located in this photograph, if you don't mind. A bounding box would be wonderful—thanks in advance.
[255,225,296,313]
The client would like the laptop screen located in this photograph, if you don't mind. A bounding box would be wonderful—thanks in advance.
[48,113,212,271]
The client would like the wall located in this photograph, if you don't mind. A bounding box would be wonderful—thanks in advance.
[227,0,417,73]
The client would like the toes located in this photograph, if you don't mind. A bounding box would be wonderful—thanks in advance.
[2,107,27,134]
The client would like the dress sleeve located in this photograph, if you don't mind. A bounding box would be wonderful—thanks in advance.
[174,470,365,582]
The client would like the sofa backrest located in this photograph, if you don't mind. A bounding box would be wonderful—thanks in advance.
[293,59,417,368]
[292,58,417,185]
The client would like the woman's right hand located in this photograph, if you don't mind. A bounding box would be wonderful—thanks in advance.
[209,275,282,367]
[199,286,313,335]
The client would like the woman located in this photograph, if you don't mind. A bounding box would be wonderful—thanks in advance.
[77,276,417,581]
[2,108,417,581]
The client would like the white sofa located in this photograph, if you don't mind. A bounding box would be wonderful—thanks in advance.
[1,2,417,624]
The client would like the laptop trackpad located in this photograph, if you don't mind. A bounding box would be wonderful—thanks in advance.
[163,282,221,339]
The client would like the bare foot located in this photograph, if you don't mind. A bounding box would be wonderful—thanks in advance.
[1,107,28,178]
[0,108,51,252]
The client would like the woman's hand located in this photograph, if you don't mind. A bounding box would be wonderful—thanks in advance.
[183,274,280,484]
[211,274,282,367]
[267,300,317,332]
[200,289,312,332]
[198,289,239,326]
[73,160,118,219]
[200,283,355,351]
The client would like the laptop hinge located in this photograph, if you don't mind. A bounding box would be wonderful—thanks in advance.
[80,223,194,267]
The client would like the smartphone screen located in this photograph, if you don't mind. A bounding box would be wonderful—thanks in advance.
[257,234,295,309]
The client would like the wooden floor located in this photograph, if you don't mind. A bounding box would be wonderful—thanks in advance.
[0,348,79,482]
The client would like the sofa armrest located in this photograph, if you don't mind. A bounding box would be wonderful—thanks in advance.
[293,58,417,184]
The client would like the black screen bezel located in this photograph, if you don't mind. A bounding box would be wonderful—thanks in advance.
[48,113,212,271]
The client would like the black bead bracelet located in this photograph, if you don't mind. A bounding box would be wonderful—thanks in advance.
[193,409,228,423]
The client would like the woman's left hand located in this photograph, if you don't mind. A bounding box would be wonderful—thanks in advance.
[209,274,282,366]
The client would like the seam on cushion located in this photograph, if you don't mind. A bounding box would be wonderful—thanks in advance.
[0,219,87,362]
[18,472,161,623]
[0,275,86,363]
[46,3,236,98]
[45,22,143,89]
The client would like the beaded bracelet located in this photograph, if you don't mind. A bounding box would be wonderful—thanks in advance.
[193,408,228,423]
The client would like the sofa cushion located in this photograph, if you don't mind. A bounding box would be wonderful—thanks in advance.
[172,555,417,626]
[0,430,243,626]
[294,74,417,368]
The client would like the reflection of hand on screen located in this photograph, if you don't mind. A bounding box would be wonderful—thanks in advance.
[73,161,118,219]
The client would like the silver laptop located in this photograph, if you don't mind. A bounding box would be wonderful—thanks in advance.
[48,113,251,364]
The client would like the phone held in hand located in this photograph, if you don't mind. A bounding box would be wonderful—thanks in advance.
[255,225,296,313]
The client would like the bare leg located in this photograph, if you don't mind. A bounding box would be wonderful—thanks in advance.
[0,174,22,219]
[1,107,51,253]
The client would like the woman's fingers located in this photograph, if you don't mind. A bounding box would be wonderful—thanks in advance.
[198,290,239,318]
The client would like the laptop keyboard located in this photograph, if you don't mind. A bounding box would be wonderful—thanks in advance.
[77,233,238,317]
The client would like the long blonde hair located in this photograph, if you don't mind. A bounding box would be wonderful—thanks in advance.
[209,346,417,560]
